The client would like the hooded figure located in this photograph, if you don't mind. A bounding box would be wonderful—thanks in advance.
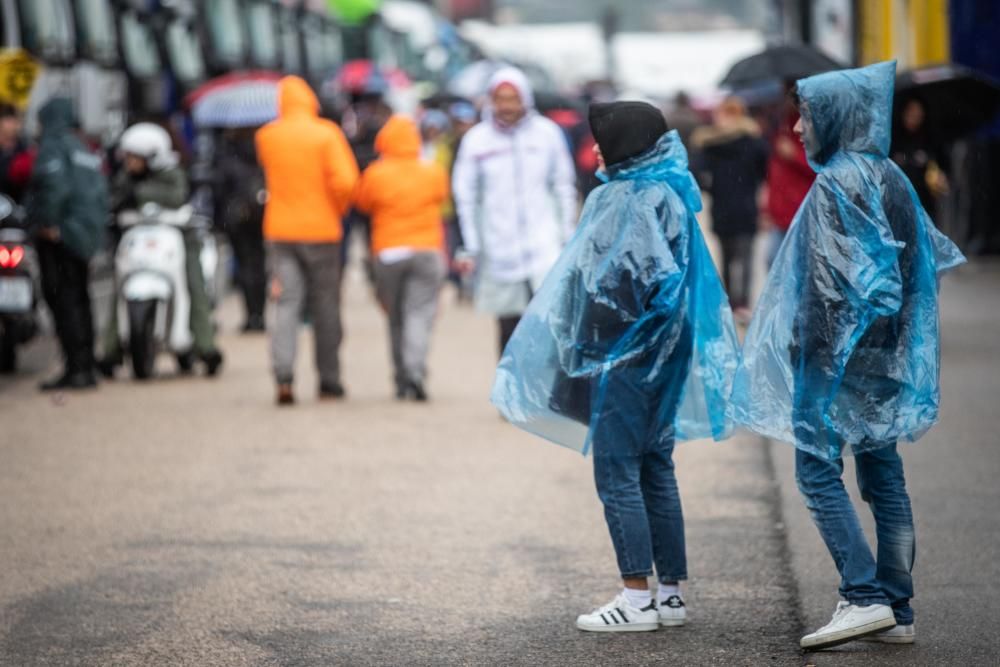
[255,76,360,404]
[729,61,966,461]
[451,66,577,354]
[355,115,449,400]
[30,98,108,261]
[491,104,738,457]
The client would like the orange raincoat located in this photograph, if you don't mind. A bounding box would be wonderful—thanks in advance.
[255,76,359,243]
[354,115,448,255]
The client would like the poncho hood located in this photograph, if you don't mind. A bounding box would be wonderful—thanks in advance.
[797,60,896,170]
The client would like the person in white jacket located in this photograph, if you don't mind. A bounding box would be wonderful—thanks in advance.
[452,66,577,355]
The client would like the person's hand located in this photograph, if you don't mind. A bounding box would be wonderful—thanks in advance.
[454,256,476,276]
[269,277,282,300]
[927,162,950,197]
[776,135,797,160]
[37,227,61,242]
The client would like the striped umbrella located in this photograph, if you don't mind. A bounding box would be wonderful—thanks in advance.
[185,71,282,129]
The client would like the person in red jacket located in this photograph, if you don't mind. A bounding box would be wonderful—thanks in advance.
[764,96,815,268]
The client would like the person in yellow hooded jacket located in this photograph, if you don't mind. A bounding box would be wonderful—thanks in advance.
[256,76,360,405]
[354,115,448,401]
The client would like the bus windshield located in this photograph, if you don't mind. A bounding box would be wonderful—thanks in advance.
[205,0,246,68]
[119,11,161,78]
[73,0,117,65]
[18,0,75,63]
[166,18,206,85]
[245,1,279,69]
[279,8,301,73]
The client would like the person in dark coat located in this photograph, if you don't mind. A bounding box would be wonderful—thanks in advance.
[691,96,768,318]
[28,98,108,390]
[891,97,949,215]
[217,128,267,332]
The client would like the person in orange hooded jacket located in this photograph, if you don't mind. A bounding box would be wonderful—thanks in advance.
[354,115,448,401]
[256,76,360,405]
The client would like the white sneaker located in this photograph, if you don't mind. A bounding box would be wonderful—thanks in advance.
[800,601,896,650]
[575,594,659,632]
[659,594,686,627]
[860,623,915,644]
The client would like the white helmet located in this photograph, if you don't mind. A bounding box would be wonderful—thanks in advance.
[118,122,178,171]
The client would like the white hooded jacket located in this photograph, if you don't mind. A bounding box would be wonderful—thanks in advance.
[452,67,577,286]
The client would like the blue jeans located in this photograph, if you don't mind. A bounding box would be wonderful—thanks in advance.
[795,445,915,624]
[593,444,687,583]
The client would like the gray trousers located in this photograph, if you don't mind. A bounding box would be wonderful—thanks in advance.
[374,252,446,386]
[268,242,342,387]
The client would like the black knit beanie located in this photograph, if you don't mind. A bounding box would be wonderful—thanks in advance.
[588,101,669,167]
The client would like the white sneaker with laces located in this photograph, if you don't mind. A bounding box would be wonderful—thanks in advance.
[800,601,896,650]
[575,594,659,632]
[860,623,915,644]
[659,594,686,626]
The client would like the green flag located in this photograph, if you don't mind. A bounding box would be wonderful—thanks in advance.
[327,0,381,24]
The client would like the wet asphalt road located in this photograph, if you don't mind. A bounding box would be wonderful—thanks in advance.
[0,259,997,665]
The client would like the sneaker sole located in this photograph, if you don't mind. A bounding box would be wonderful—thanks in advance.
[576,621,659,633]
[860,634,915,645]
[800,616,897,650]
[659,618,686,627]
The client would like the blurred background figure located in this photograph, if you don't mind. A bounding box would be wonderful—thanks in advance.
[0,104,32,203]
[100,122,224,379]
[356,115,449,402]
[691,95,768,323]
[217,128,267,334]
[666,91,701,148]
[29,98,108,391]
[891,97,949,215]
[255,76,359,407]
[764,87,815,269]
[452,66,577,357]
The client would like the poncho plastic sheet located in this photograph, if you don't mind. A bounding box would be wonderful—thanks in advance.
[491,131,739,457]
[728,61,966,461]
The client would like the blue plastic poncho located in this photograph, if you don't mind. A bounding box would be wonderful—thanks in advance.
[491,131,739,457]
[728,61,966,461]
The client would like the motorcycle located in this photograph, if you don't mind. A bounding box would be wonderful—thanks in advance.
[113,203,218,379]
[0,194,38,373]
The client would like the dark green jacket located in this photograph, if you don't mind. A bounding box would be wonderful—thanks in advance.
[111,165,189,212]
[29,98,109,260]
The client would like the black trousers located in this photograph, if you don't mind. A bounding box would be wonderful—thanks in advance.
[718,233,754,309]
[37,240,94,374]
[228,219,267,324]
[498,316,520,358]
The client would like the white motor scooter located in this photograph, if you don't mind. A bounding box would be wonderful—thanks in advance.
[114,203,217,379]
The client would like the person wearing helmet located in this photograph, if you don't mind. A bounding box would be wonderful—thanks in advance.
[98,122,223,377]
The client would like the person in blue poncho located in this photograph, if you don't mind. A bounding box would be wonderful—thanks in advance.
[729,61,966,650]
[492,101,739,632]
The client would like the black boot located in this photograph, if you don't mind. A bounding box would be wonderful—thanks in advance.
[201,350,224,377]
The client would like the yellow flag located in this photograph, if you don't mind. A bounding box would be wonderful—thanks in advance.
[0,49,41,109]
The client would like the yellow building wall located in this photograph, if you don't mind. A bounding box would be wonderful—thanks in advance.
[858,0,950,68]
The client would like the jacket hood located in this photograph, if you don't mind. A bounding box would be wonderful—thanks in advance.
[796,60,896,170]
[38,97,76,134]
[487,66,535,110]
[278,76,319,118]
[604,130,703,214]
[375,114,421,158]
[691,117,761,148]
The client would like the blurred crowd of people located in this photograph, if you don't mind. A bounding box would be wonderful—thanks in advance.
[0,58,991,403]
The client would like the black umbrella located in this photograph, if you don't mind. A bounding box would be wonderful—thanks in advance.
[895,64,1000,142]
[720,44,845,89]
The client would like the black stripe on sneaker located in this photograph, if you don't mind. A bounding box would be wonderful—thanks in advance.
[640,601,657,612]
[617,607,629,623]
[609,610,620,624]
[600,613,609,625]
